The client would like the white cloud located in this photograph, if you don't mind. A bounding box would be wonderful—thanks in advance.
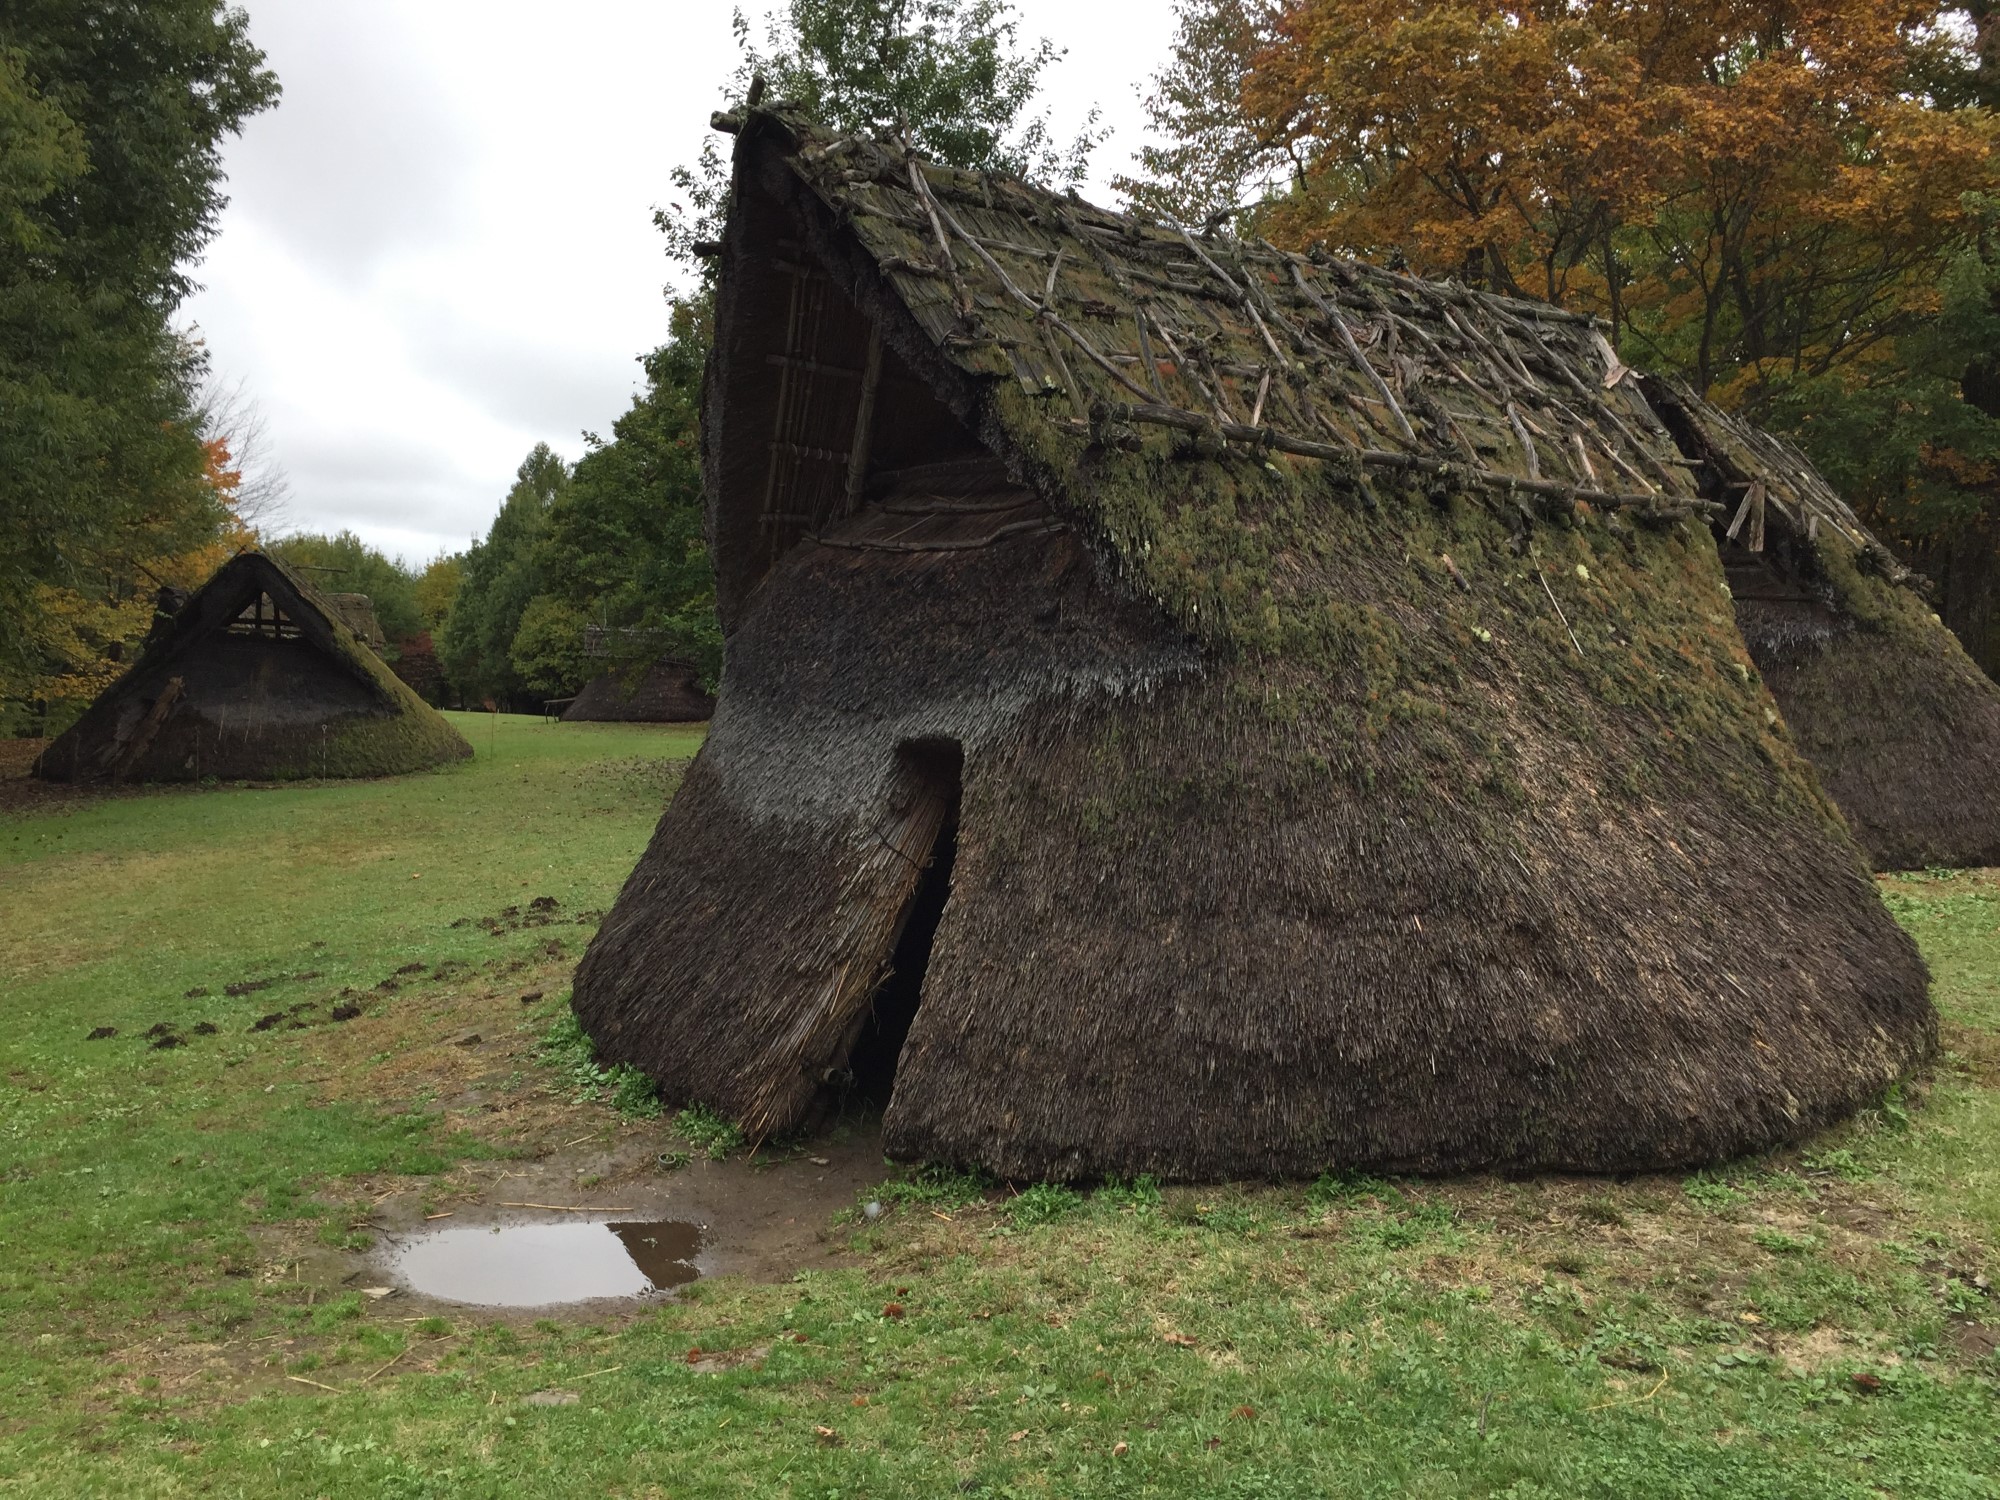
[183,0,1179,566]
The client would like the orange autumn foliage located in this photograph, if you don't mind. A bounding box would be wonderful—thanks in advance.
[1227,0,1998,390]
[4,436,261,726]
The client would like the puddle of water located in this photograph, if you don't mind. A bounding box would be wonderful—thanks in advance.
[388,1219,702,1306]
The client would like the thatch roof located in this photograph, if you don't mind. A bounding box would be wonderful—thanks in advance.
[35,551,472,783]
[572,106,1932,1181]
[324,592,385,649]
[1645,379,2000,870]
[562,658,715,723]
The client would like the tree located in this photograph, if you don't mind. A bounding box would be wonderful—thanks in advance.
[1,433,259,734]
[266,532,423,649]
[661,0,1102,277]
[508,596,592,699]
[413,555,464,631]
[1136,0,1995,376]
[1116,0,1282,226]
[540,306,720,687]
[0,2,278,677]
[195,371,291,532]
[438,444,570,707]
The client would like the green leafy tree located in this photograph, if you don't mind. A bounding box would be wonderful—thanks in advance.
[1767,233,2000,668]
[509,596,592,698]
[1115,0,1281,226]
[660,0,1101,277]
[439,444,570,707]
[738,0,1099,180]
[413,554,464,631]
[266,532,424,649]
[0,2,279,677]
[541,307,720,687]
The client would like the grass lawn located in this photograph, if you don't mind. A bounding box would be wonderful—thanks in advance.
[1,715,1995,1497]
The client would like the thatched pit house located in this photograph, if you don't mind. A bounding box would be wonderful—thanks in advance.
[562,661,715,722]
[561,630,715,722]
[35,551,472,783]
[572,105,1932,1181]
[1643,379,2000,871]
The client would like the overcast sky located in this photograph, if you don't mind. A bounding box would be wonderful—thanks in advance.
[180,1,1180,567]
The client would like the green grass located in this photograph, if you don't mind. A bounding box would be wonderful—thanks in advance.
[1,728,1995,1496]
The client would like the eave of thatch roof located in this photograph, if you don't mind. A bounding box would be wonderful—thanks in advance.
[1639,377,1913,583]
[1645,378,2000,869]
[709,105,1718,649]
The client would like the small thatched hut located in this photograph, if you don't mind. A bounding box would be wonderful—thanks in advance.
[35,551,472,783]
[561,631,715,722]
[563,662,714,723]
[1644,379,2000,871]
[573,105,1931,1181]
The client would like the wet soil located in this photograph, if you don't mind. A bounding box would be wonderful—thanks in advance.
[276,1118,893,1319]
[1949,1315,1998,1362]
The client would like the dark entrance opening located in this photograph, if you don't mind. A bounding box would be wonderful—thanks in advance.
[846,739,962,1107]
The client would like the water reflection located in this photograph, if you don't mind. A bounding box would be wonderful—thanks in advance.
[390,1218,702,1306]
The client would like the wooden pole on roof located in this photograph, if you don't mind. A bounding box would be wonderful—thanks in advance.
[843,328,883,517]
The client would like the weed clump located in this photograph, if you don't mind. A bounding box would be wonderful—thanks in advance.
[1305,1170,1399,1210]
[538,1001,662,1119]
[874,1164,990,1211]
[674,1105,744,1160]
[1683,1173,1753,1212]
[1006,1183,1084,1226]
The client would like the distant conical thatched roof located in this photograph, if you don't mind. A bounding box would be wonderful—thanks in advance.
[561,655,714,723]
[573,106,1931,1182]
[1645,379,2000,871]
[35,551,472,783]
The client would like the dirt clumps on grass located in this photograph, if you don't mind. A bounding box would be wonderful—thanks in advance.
[223,972,318,998]
[452,899,572,937]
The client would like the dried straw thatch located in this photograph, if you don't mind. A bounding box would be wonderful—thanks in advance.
[34,551,472,783]
[1645,379,2000,871]
[572,105,1931,1181]
[562,658,715,723]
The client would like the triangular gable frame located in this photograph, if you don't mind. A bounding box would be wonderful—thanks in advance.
[132,551,400,709]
